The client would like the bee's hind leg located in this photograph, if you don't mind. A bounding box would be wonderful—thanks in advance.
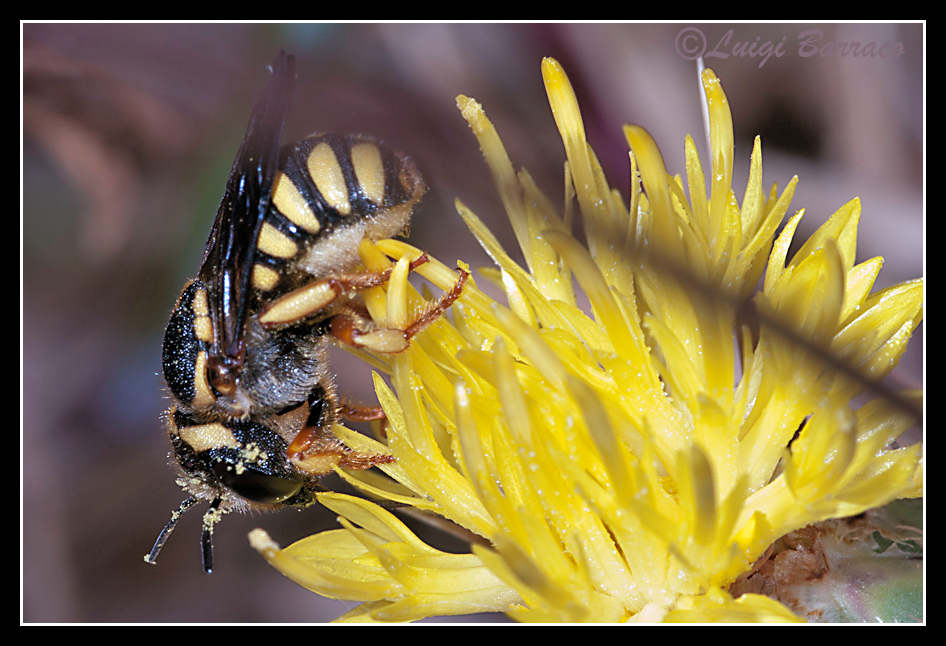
[258,254,431,329]
[329,266,469,354]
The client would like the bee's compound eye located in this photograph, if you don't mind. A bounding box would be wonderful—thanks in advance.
[211,463,303,504]
[202,418,305,505]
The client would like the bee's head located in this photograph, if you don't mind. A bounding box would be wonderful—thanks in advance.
[146,408,314,574]
[169,409,308,506]
[162,280,253,419]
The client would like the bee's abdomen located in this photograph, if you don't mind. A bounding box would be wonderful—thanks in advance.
[250,133,425,294]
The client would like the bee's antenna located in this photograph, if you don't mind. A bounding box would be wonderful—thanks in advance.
[144,496,199,566]
[201,497,224,574]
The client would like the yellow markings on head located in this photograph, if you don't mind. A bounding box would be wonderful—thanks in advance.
[350,142,385,204]
[192,351,216,408]
[257,222,298,259]
[178,422,240,453]
[272,172,321,233]
[252,263,281,292]
[307,142,351,215]
[259,281,337,326]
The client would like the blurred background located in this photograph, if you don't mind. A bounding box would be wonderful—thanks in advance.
[22,22,923,623]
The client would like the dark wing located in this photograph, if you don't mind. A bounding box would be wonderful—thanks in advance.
[199,51,295,361]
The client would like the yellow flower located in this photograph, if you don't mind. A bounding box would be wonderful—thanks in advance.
[250,58,923,623]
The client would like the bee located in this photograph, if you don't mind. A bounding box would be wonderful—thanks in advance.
[146,51,467,573]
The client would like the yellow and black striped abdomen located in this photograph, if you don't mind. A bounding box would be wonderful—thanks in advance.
[250,133,425,294]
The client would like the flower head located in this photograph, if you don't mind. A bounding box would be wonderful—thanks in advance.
[250,58,923,623]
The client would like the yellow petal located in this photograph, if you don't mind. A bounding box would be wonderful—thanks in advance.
[665,588,803,623]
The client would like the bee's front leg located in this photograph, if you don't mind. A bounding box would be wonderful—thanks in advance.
[339,400,386,421]
[285,386,394,477]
